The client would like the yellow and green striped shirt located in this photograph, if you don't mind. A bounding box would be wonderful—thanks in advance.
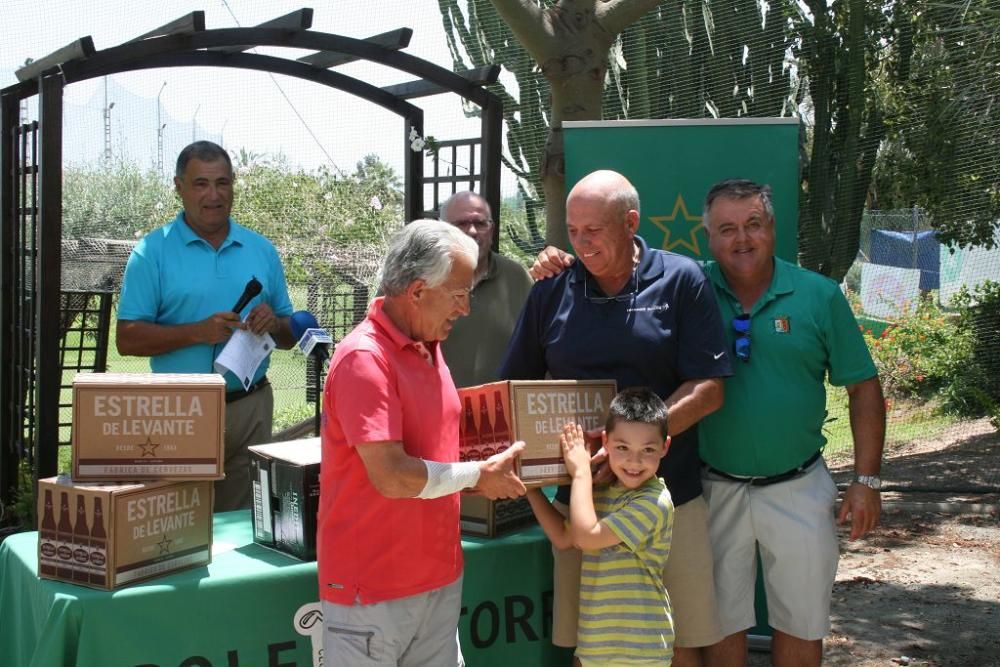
[577,477,674,662]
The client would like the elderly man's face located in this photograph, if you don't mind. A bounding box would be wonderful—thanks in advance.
[412,250,476,342]
[705,195,775,283]
[566,194,636,281]
[174,158,234,244]
[442,197,493,269]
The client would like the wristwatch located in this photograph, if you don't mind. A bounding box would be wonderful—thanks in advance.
[854,474,882,490]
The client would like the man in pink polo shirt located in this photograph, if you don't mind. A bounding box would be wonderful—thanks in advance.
[319,219,527,667]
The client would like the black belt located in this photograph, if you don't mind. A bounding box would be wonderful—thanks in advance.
[706,451,822,487]
[226,376,270,403]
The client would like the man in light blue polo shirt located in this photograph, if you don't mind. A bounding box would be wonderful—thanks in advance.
[117,141,295,511]
[698,179,885,667]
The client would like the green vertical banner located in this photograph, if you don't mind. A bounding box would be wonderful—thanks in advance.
[565,119,799,645]
[564,119,800,261]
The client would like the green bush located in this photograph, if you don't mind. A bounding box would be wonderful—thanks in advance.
[863,294,980,414]
[273,402,316,433]
[1,459,35,533]
[63,160,173,240]
[230,152,405,286]
[951,280,1000,416]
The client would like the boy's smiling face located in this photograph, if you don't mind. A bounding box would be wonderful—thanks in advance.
[603,421,670,489]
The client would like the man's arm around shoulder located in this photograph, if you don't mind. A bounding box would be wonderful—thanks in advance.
[664,378,724,435]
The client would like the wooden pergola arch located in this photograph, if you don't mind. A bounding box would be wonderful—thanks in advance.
[0,8,504,508]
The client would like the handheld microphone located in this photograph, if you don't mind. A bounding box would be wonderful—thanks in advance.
[290,311,333,367]
[232,276,263,315]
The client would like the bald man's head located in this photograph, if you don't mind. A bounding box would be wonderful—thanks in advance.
[565,170,641,283]
[439,191,494,271]
[567,170,640,221]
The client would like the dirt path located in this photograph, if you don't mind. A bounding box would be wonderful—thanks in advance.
[749,418,1000,667]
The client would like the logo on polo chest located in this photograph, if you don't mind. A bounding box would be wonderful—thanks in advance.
[628,303,670,313]
[772,316,791,333]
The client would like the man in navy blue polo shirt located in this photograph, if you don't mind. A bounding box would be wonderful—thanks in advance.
[499,169,732,667]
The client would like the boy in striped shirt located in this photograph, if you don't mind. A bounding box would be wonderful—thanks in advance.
[527,387,675,667]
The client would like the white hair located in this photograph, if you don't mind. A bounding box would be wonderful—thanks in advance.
[379,219,478,295]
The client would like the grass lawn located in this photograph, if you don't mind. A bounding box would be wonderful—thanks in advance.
[821,384,959,461]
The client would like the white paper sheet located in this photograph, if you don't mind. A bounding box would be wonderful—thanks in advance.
[213,329,275,389]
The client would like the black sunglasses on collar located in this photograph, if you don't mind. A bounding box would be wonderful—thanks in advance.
[583,271,638,304]
[732,313,751,362]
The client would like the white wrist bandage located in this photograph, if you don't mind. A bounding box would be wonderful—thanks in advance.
[416,460,481,499]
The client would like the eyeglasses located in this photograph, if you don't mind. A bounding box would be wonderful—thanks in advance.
[451,218,493,232]
[732,314,751,362]
[443,286,473,306]
[584,271,638,304]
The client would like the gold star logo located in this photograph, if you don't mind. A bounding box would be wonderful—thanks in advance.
[156,534,173,555]
[648,194,704,256]
[138,438,159,457]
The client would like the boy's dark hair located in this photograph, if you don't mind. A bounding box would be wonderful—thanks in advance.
[605,387,669,439]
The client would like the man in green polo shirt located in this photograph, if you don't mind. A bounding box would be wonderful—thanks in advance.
[698,179,885,667]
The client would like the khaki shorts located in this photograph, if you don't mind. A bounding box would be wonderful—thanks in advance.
[702,458,840,640]
[551,496,723,649]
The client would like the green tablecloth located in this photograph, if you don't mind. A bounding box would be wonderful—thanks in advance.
[0,511,573,667]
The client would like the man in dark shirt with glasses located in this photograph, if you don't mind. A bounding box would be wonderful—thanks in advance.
[499,169,732,667]
[439,191,533,388]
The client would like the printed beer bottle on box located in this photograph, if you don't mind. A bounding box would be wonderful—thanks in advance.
[38,489,58,576]
[460,396,478,462]
[493,390,510,454]
[56,491,75,579]
[478,394,495,459]
[90,497,107,586]
[72,495,91,582]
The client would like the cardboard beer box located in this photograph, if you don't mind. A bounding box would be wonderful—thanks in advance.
[72,372,225,481]
[457,380,617,487]
[37,476,213,590]
[460,495,536,537]
[249,438,321,561]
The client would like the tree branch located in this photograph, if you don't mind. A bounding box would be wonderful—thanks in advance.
[489,0,552,61]
[596,0,664,36]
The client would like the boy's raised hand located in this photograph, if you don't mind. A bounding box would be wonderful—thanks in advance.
[560,423,592,480]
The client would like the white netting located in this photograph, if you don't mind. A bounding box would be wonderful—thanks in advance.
[5,0,997,484]
[844,210,1000,474]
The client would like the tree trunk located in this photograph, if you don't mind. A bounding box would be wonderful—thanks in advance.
[490,0,662,250]
[795,0,883,282]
